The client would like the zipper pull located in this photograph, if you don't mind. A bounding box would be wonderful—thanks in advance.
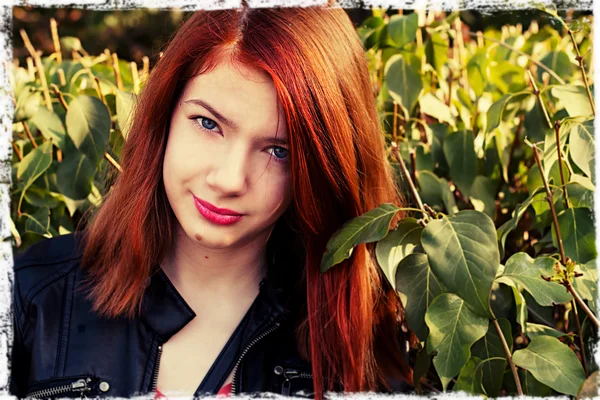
[71,378,91,392]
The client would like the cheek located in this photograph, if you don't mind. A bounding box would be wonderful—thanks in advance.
[256,170,292,215]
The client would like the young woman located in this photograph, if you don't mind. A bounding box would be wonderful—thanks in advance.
[11,3,413,399]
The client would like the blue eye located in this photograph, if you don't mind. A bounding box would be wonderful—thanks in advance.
[191,116,221,134]
[268,146,288,162]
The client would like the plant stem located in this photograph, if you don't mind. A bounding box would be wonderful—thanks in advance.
[12,142,23,161]
[390,142,428,222]
[526,70,553,129]
[568,29,595,116]
[567,283,599,329]
[553,120,570,209]
[104,152,122,172]
[571,299,589,376]
[493,318,523,396]
[20,29,53,111]
[50,18,62,64]
[468,32,565,85]
[531,145,567,264]
[392,102,398,143]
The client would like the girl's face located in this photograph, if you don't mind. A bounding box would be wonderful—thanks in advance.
[163,58,292,250]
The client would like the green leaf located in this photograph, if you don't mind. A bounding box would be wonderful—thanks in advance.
[503,369,553,396]
[413,346,432,390]
[30,107,67,150]
[552,85,593,117]
[65,95,111,165]
[415,143,433,172]
[496,253,573,306]
[471,319,511,397]
[385,54,423,115]
[23,186,60,209]
[526,323,567,340]
[375,218,423,290]
[422,210,499,317]
[419,93,455,126]
[425,293,489,390]
[513,335,586,396]
[485,92,532,134]
[417,170,444,208]
[425,31,448,76]
[116,89,136,140]
[568,118,594,181]
[539,51,574,85]
[467,50,489,97]
[552,207,596,264]
[469,176,496,219]
[16,141,53,212]
[22,207,50,235]
[565,182,594,209]
[573,259,597,314]
[60,36,83,52]
[56,149,95,200]
[387,13,419,48]
[510,284,528,332]
[453,356,484,395]
[321,203,400,273]
[543,118,570,178]
[439,177,458,215]
[395,253,446,341]
[443,130,477,198]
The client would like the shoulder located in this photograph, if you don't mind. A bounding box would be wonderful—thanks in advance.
[12,233,86,326]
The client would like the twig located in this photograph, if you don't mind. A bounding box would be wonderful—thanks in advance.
[531,145,567,263]
[493,318,523,396]
[392,102,398,142]
[51,84,69,111]
[468,31,566,85]
[571,299,589,376]
[20,30,52,111]
[409,148,417,185]
[390,142,428,222]
[507,114,524,180]
[568,29,595,116]
[12,142,23,161]
[104,152,122,172]
[567,284,599,329]
[526,70,552,129]
[553,120,570,208]
[50,18,62,64]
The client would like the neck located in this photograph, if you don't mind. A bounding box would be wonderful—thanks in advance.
[160,224,271,312]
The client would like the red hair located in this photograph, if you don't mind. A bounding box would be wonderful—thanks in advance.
[79,3,412,398]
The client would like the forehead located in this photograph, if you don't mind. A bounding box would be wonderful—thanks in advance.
[179,59,287,137]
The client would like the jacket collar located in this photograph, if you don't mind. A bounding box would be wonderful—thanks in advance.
[140,267,292,343]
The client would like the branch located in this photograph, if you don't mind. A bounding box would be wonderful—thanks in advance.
[390,142,429,222]
[571,299,589,376]
[567,283,599,329]
[568,29,595,116]
[493,318,523,396]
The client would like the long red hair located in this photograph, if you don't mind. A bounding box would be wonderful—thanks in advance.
[79,3,412,397]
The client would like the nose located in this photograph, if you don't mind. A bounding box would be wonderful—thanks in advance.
[205,144,248,195]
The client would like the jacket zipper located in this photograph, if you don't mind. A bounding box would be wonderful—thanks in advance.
[26,378,92,399]
[151,344,163,395]
[231,321,282,394]
[277,368,314,396]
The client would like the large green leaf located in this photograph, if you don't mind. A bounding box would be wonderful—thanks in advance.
[565,181,594,209]
[56,149,95,200]
[552,207,596,264]
[30,108,67,150]
[375,218,423,290]
[439,177,458,215]
[453,356,484,395]
[471,319,511,397]
[503,370,553,396]
[568,118,594,181]
[65,95,111,165]
[496,252,573,306]
[395,253,445,341]
[387,13,419,48]
[16,141,53,211]
[425,293,489,390]
[321,203,400,273]
[485,92,532,135]
[526,323,567,340]
[573,259,597,314]
[513,335,586,396]
[422,210,499,317]
[443,130,477,198]
[552,85,593,117]
[416,170,444,209]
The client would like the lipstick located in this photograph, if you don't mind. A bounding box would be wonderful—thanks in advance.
[193,195,243,225]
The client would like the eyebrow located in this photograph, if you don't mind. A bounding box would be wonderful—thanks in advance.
[184,98,288,146]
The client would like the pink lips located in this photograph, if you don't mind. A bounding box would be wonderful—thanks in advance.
[193,196,244,225]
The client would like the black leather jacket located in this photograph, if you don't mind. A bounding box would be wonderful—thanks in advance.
[10,233,318,398]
